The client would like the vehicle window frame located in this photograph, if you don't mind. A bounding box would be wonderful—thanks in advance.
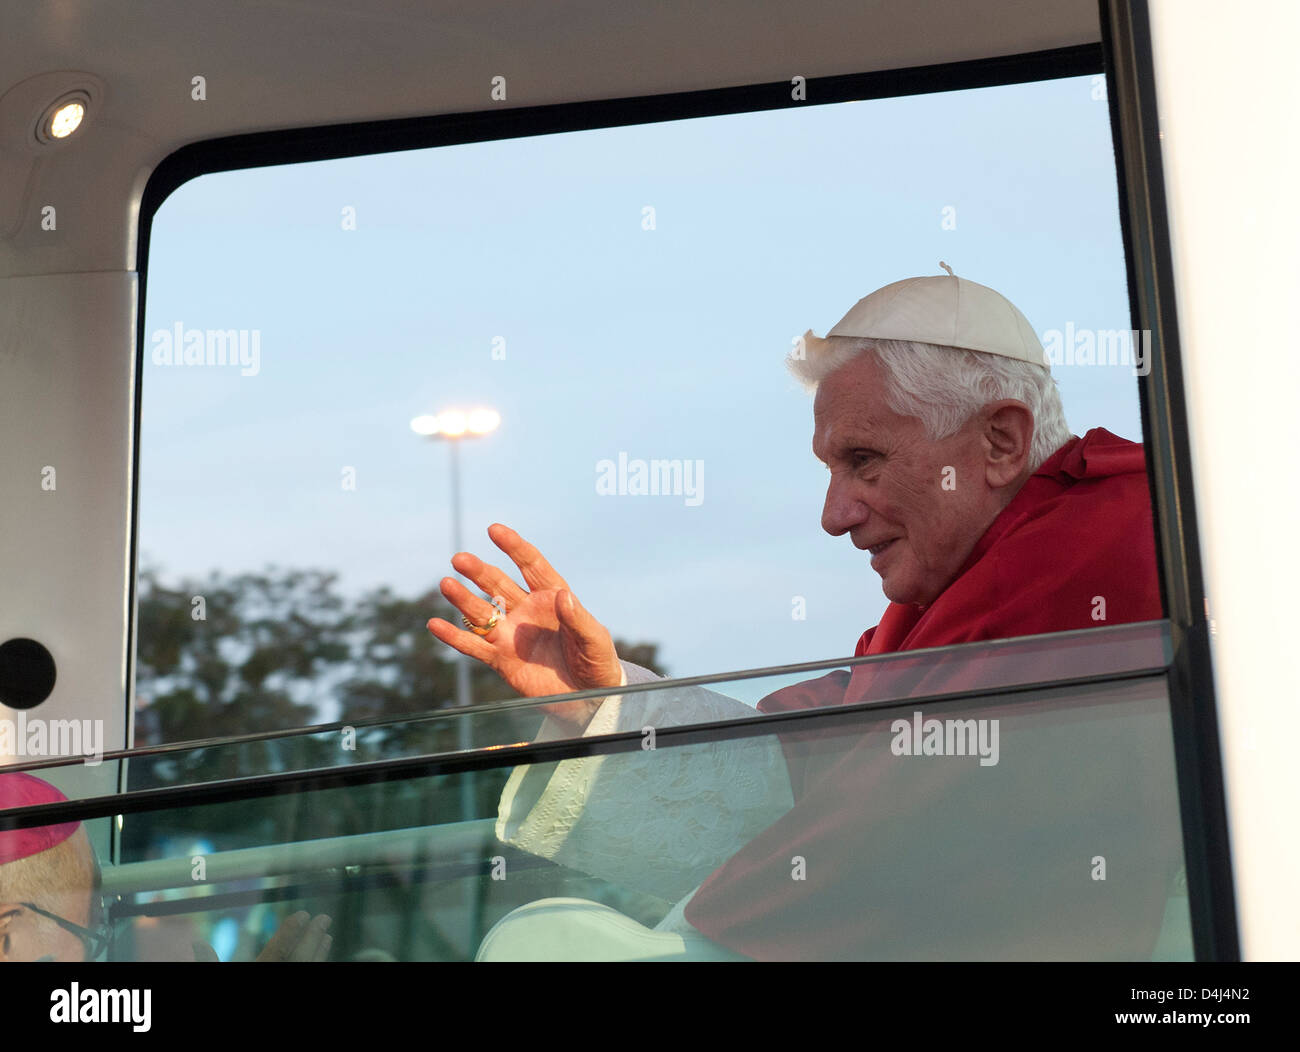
[120,13,1234,961]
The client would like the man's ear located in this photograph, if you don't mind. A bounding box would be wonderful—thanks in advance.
[0,904,22,961]
[982,400,1034,489]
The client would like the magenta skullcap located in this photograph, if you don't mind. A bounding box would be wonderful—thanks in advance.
[0,772,80,866]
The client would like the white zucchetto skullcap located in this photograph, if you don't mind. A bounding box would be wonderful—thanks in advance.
[803,264,1049,368]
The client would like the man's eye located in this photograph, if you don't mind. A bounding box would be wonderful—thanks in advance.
[853,451,879,467]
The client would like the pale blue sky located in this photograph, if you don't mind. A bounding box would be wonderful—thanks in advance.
[139,73,1141,699]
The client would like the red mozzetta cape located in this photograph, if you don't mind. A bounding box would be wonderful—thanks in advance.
[682,428,1178,960]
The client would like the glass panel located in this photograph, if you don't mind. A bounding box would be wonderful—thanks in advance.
[2,656,1189,961]
[8,619,1168,792]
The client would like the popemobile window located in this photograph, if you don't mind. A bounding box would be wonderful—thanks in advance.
[57,68,1185,962]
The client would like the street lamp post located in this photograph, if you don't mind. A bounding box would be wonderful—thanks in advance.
[447,437,472,716]
[411,408,501,817]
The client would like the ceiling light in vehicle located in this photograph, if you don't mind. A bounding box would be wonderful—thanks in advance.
[36,91,91,143]
[48,101,84,138]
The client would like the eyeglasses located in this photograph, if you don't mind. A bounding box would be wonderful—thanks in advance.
[21,897,113,961]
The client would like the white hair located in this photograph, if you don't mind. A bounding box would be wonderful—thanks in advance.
[788,336,1072,470]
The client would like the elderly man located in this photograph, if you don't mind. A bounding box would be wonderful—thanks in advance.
[0,772,333,962]
[0,773,105,962]
[429,271,1172,960]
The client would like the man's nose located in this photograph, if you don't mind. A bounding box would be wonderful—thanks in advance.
[821,475,868,537]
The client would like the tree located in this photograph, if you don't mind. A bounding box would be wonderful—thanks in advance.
[135,566,348,744]
[134,564,668,746]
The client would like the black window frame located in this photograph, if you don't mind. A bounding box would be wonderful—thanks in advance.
[1101,0,1236,961]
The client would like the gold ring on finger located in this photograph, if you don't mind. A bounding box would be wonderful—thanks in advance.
[462,610,501,636]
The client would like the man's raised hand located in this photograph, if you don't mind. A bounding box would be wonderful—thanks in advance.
[426,524,622,731]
